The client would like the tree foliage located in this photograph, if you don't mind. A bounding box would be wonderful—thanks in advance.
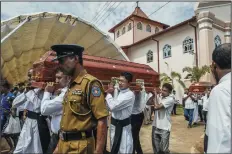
[182,65,210,82]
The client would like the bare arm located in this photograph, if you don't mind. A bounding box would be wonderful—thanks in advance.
[154,103,164,110]
[146,96,155,105]
[95,117,108,154]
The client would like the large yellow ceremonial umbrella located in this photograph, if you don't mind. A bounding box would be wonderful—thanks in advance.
[1,12,129,85]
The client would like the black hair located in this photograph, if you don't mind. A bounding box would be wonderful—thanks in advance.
[162,83,173,93]
[13,87,19,91]
[212,43,231,69]
[120,72,133,83]
[55,68,63,74]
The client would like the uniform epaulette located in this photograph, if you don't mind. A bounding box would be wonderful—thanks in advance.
[83,74,97,82]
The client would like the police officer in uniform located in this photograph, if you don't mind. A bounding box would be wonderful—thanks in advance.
[52,44,109,154]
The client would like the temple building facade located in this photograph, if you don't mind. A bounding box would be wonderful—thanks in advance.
[108,1,231,100]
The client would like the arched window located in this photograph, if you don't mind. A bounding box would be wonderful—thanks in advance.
[183,36,194,54]
[155,27,159,33]
[163,44,171,58]
[117,31,120,38]
[122,27,125,35]
[147,50,153,63]
[146,25,151,32]
[137,22,142,30]
[214,35,221,48]
[128,23,132,31]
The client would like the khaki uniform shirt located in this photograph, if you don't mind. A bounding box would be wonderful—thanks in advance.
[60,69,109,131]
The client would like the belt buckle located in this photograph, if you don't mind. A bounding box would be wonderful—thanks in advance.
[81,132,86,139]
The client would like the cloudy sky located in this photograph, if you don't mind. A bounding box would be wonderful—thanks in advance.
[1,2,195,37]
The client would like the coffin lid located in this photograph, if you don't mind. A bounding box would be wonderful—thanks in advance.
[83,54,159,76]
[190,82,213,87]
[1,12,129,85]
[189,82,213,93]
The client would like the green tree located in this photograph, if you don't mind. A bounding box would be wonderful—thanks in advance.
[160,72,186,89]
[182,65,210,82]
[160,62,186,89]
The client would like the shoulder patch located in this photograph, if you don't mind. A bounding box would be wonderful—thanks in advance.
[91,86,101,97]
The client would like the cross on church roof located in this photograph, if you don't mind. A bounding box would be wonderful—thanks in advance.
[136,1,139,7]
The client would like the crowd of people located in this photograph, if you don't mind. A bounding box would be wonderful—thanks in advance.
[0,43,231,154]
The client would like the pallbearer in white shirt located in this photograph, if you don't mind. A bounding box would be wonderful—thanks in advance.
[41,68,71,154]
[105,72,135,154]
[14,69,50,154]
[146,83,174,154]
[131,83,146,154]
[205,43,231,153]
[183,90,197,128]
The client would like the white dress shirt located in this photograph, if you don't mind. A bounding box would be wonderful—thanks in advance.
[105,88,135,120]
[152,95,174,131]
[184,94,195,109]
[12,92,27,116]
[202,96,209,111]
[132,90,146,115]
[206,72,231,153]
[41,87,67,134]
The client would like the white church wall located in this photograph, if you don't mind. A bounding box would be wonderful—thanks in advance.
[213,27,225,48]
[134,20,162,43]
[114,20,134,46]
[127,39,158,71]
[157,24,196,78]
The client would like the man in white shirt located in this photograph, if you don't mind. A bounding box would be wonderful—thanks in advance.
[183,90,197,128]
[131,86,146,154]
[171,90,178,115]
[105,72,135,154]
[205,43,231,153]
[41,68,71,154]
[146,83,174,154]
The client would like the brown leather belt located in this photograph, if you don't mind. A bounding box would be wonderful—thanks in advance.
[58,130,93,141]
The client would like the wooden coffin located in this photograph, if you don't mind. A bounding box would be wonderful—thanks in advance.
[83,55,160,92]
[31,51,59,88]
[31,51,160,91]
[189,82,213,93]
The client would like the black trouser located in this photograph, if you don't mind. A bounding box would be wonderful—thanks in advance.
[171,104,177,115]
[1,114,8,131]
[198,105,203,121]
[46,133,59,154]
[131,112,144,154]
[203,110,207,130]
[18,111,24,128]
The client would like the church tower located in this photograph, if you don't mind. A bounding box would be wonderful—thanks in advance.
[108,2,170,46]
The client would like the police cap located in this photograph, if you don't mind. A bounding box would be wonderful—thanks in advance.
[51,44,84,61]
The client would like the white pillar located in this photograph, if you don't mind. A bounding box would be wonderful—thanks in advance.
[197,11,215,83]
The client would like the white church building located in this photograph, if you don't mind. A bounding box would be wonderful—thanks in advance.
[108,1,231,100]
